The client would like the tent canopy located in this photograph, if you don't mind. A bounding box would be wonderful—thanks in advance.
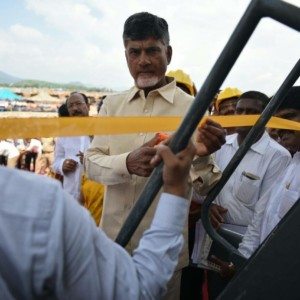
[0,88,21,101]
[29,90,60,103]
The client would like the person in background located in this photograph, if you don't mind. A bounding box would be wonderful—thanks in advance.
[0,139,19,168]
[167,69,197,96]
[85,12,225,299]
[214,87,242,135]
[97,95,106,114]
[210,91,291,228]
[0,140,199,299]
[212,86,300,279]
[58,103,70,117]
[52,92,90,202]
[194,91,291,299]
[15,138,42,172]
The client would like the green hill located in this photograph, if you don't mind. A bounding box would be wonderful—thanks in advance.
[10,79,112,92]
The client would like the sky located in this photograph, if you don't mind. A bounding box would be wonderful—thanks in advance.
[0,0,299,94]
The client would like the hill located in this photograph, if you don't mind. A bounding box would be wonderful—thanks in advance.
[0,70,22,84]
[0,70,113,92]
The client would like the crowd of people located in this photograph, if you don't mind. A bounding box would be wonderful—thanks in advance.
[0,11,299,300]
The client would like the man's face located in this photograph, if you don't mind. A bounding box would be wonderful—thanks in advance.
[218,98,239,116]
[235,98,264,135]
[124,37,172,91]
[66,94,89,117]
[276,108,300,155]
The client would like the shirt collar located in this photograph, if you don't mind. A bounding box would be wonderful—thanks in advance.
[250,131,270,155]
[226,131,269,155]
[126,76,176,104]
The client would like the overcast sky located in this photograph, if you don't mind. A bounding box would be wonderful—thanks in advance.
[0,0,299,94]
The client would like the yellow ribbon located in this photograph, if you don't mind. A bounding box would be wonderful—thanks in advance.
[0,115,299,139]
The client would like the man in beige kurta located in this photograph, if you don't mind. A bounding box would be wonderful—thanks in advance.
[85,12,224,300]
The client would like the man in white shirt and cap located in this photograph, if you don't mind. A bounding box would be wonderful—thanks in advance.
[210,87,299,280]
[209,91,291,228]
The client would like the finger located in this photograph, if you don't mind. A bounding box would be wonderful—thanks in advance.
[160,135,173,146]
[176,141,196,162]
[215,211,224,223]
[143,135,160,147]
[219,207,228,214]
[211,216,221,229]
[198,130,224,148]
[202,124,226,139]
[142,147,157,156]
[138,168,153,177]
[211,208,224,223]
[150,154,162,167]
[155,144,178,167]
[204,118,223,129]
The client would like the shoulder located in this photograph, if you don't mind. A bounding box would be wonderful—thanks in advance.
[173,87,194,103]
[0,167,63,218]
[104,90,133,104]
[268,137,291,158]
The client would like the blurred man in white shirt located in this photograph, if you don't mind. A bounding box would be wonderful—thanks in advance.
[52,92,90,202]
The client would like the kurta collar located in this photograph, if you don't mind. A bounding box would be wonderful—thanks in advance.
[126,76,176,104]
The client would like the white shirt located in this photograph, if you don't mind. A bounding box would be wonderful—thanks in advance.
[25,139,43,154]
[214,132,291,226]
[239,152,300,258]
[0,167,188,300]
[52,136,90,201]
[0,140,19,158]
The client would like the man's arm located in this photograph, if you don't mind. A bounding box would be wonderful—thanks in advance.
[52,138,65,174]
[259,148,291,198]
[238,189,272,258]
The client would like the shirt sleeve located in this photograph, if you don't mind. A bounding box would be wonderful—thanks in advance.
[190,155,222,196]
[259,149,291,198]
[84,101,132,185]
[52,192,188,299]
[238,188,272,258]
[52,138,65,174]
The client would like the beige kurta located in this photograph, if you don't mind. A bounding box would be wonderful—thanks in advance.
[85,78,221,269]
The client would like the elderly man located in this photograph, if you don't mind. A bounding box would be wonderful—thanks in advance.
[85,12,225,299]
[52,92,90,202]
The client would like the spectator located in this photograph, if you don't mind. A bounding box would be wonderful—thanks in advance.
[213,86,300,278]
[52,92,90,202]
[211,91,291,228]
[0,139,19,168]
[215,87,242,135]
